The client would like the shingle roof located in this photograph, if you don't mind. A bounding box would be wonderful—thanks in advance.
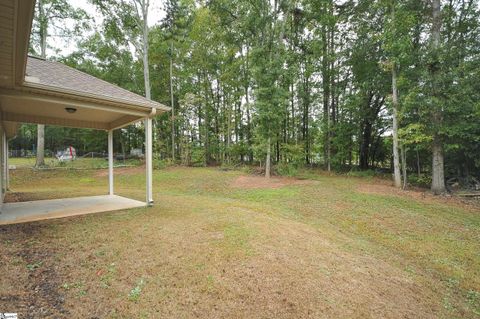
[25,56,168,111]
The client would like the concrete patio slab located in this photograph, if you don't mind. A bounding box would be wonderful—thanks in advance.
[0,195,146,225]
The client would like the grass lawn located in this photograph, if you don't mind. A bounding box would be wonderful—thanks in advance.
[0,162,479,318]
[9,156,142,169]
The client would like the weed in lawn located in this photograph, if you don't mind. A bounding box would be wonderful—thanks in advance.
[466,290,480,315]
[195,263,206,271]
[61,281,87,297]
[205,275,215,292]
[94,249,106,257]
[26,261,43,271]
[128,278,145,302]
[99,263,117,288]
[443,296,456,313]
[61,282,83,290]
[404,265,416,276]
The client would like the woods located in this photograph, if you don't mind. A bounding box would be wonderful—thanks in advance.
[19,0,480,191]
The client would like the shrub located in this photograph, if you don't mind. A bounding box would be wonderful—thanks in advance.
[276,162,298,177]
[275,144,304,176]
[191,147,206,167]
[408,174,432,188]
[153,157,174,170]
[228,142,250,163]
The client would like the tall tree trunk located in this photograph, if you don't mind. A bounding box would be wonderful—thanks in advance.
[431,140,445,193]
[169,41,175,160]
[416,148,421,177]
[401,144,407,189]
[359,120,372,170]
[141,0,151,100]
[431,0,446,194]
[303,74,310,164]
[327,0,335,171]
[36,124,45,167]
[36,0,46,168]
[290,82,295,143]
[321,5,331,171]
[392,63,402,188]
[245,86,252,163]
[226,93,232,164]
[203,74,210,164]
[243,46,253,163]
[265,137,271,178]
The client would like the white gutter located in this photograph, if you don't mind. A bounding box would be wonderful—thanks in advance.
[21,82,171,113]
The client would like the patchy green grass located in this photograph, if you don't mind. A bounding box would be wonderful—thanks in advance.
[9,157,141,169]
[0,164,479,318]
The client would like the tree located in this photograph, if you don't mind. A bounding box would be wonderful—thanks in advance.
[382,0,414,188]
[250,0,289,178]
[391,61,402,188]
[91,0,152,99]
[429,0,446,194]
[389,1,402,188]
[21,0,480,190]
[163,0,188,160]
[30,0,89,167]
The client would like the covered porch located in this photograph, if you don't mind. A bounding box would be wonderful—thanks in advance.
[0,62,162,224]
[0,0,169,224]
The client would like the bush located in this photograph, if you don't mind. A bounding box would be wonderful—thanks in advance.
[219,162,240,171]
[408,174,432,188]
[191,147,206,167]
[153,158,172,170]
[275,162,298,177]
[274,144,305,176]
[228,142,250,163]
[281,144,304,166]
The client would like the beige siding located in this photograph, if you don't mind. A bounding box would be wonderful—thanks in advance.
[0,0,14,88]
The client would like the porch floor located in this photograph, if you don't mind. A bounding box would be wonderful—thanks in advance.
[0,195,146,225]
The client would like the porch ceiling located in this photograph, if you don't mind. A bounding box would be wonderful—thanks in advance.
[0,87,150,131]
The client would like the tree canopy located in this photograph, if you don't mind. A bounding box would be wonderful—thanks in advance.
[17,0,480,190]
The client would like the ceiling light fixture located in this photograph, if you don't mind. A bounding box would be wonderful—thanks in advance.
[65,107,77,114]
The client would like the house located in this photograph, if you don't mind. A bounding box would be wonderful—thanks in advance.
[0,0,169,224]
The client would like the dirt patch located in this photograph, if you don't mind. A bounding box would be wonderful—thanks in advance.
[94,166,145,177]
[231,175,313,189]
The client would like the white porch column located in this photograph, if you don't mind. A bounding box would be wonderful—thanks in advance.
[108,130,114,195]
[4,135,8,190]
[145,118,153,205]
[0,130,4,206]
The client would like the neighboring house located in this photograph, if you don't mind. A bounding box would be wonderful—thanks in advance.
[0,0,170,223]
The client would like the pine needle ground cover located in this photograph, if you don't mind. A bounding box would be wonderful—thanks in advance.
[0,163,479,318]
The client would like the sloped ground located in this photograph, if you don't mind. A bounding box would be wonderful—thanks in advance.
[0,166,479,318]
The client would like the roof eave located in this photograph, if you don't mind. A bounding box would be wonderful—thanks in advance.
[21,81,171,113]
[14,0,36,87]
